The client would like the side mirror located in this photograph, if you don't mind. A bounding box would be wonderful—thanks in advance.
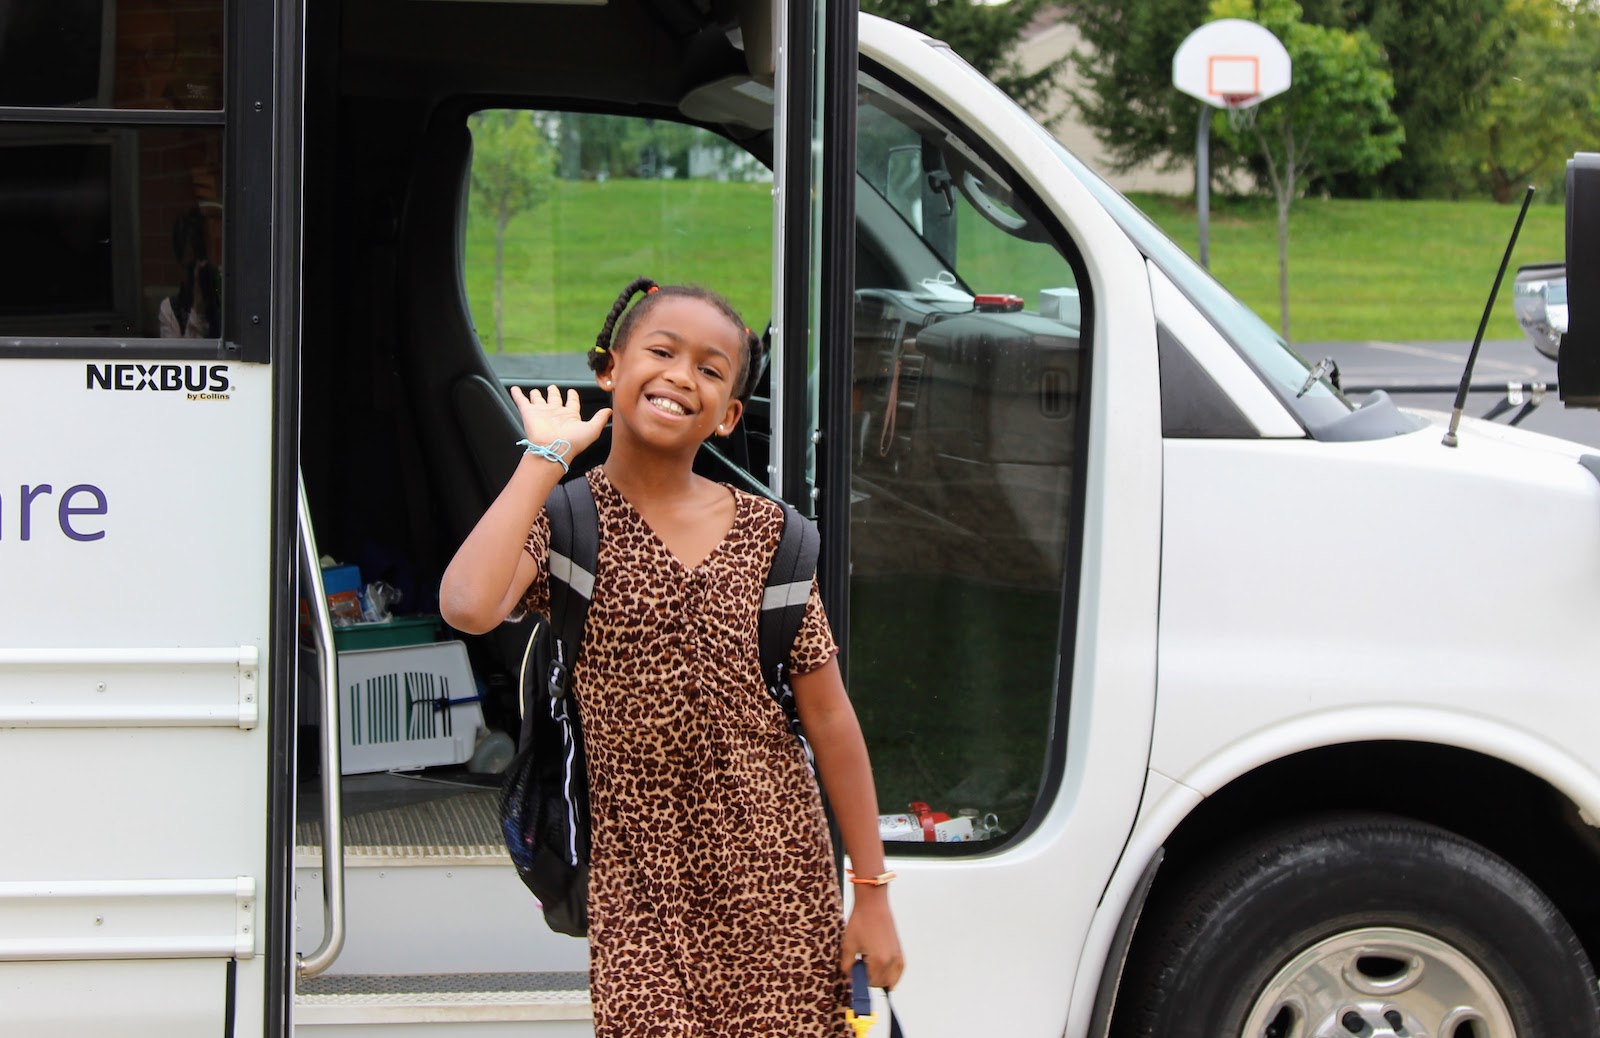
[1558,152,1600,407]
[1514,262,1567,362]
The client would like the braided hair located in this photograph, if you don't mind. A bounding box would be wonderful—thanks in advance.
[588,277,766,405]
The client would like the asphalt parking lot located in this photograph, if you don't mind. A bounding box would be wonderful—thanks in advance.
[1308,339,1600,450]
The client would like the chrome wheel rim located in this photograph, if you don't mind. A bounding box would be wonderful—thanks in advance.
[1242,926,1516,1037]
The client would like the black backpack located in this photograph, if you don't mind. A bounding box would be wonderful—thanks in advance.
[499,477,821,937]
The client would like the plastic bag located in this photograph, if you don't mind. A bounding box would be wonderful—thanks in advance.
[361,581,402,623]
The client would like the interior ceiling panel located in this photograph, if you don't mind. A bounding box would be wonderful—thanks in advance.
[340,0,751,107]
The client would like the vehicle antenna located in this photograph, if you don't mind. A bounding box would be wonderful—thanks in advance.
[1443,185,1536,447]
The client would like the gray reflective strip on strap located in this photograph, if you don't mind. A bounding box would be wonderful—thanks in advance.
[549,551,595,601]
[761,580,811,612]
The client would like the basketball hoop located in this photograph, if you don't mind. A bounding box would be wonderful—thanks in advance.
[1173,20,1293,269]
[1174,20,1291,110]
[1222,93,1261,132]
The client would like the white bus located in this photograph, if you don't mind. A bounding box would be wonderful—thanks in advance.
[4,2,1600,1035]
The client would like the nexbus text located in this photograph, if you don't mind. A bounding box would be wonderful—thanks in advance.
[85,363,230,393]
[0,484,108,542]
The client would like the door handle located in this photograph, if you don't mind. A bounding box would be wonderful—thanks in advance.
[295,474,346,979]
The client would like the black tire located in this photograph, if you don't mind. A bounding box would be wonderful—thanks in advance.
[1112,812,1600,1038]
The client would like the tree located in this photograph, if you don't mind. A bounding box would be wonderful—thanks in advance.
[1061,0,1215,177]
[1210,0,1404,342]
[1449,0,1600,202]
[1301,0,1516,197]
[468,109,555,353]
[1063,0,1513,197]
[859,0,1067,114]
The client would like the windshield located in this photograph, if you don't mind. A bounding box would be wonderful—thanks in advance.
[930,46,1353,430]
[1049,145,1350,423]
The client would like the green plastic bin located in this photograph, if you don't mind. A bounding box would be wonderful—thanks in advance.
[332,614,446,652]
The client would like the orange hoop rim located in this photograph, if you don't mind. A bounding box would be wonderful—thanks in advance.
[1219,92,1261,109]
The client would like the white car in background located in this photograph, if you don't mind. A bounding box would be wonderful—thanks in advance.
[1515,261,1569,361]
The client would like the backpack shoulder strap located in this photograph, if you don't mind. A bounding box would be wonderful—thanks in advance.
[759,498,821,686]
[544,476,600,693]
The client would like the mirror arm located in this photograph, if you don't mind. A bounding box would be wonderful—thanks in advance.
[927,169,954,216]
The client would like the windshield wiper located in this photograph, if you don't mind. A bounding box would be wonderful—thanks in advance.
[1298,356,1340,398]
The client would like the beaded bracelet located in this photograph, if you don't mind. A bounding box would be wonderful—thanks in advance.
[516,437,572,473]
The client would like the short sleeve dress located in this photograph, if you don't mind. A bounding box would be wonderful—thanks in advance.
[521,466,850,1038]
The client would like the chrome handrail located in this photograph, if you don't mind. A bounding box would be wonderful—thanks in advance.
[295,475,345,979]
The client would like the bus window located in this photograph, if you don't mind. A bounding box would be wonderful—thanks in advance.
[0,124,223,339]
[463,110,772,386]
[850,74,1087,849]
[0,1,226,342]
[0,0,224,111]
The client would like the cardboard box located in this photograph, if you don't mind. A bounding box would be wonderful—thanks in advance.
[322,563,364,625]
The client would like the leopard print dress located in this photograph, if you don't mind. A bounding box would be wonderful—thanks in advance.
[522,466,851,1037]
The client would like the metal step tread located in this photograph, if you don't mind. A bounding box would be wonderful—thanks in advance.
[296,788,503,863]
[295,971,592,1024]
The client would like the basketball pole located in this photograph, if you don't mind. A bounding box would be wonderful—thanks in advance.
[1196,103,1211,270]
[1174,18,1292,276]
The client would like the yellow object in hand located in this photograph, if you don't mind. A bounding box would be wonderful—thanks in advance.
[847,959,876,1037]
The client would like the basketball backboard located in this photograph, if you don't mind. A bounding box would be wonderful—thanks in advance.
[1173,19,1291,108]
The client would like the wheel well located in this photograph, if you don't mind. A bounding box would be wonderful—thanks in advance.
[1146,742,1600,970]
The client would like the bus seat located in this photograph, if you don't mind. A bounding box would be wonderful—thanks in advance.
[396,117,493,546]
[448,371,613,489]
[450,373,522,505]
[396,115,542,718]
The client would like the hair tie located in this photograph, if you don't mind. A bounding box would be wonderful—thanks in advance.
[591,345,607,355]
[646,286,659,294]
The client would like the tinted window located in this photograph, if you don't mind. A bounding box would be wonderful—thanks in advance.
[0,124,223,338]
[0,0,227,343]
[851,76,1084,850]
[0,0,224,111]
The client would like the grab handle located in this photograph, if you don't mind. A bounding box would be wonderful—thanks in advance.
[295,475,346,979]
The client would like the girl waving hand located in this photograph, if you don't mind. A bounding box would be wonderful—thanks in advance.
[442,278,903,1037]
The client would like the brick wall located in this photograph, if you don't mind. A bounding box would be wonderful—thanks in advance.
[113,0,224,110]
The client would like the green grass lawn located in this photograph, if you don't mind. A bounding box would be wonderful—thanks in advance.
[1126,192,1566,343]
[463,179,1566,352]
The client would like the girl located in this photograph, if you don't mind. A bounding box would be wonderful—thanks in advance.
[440,278,903,1036]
